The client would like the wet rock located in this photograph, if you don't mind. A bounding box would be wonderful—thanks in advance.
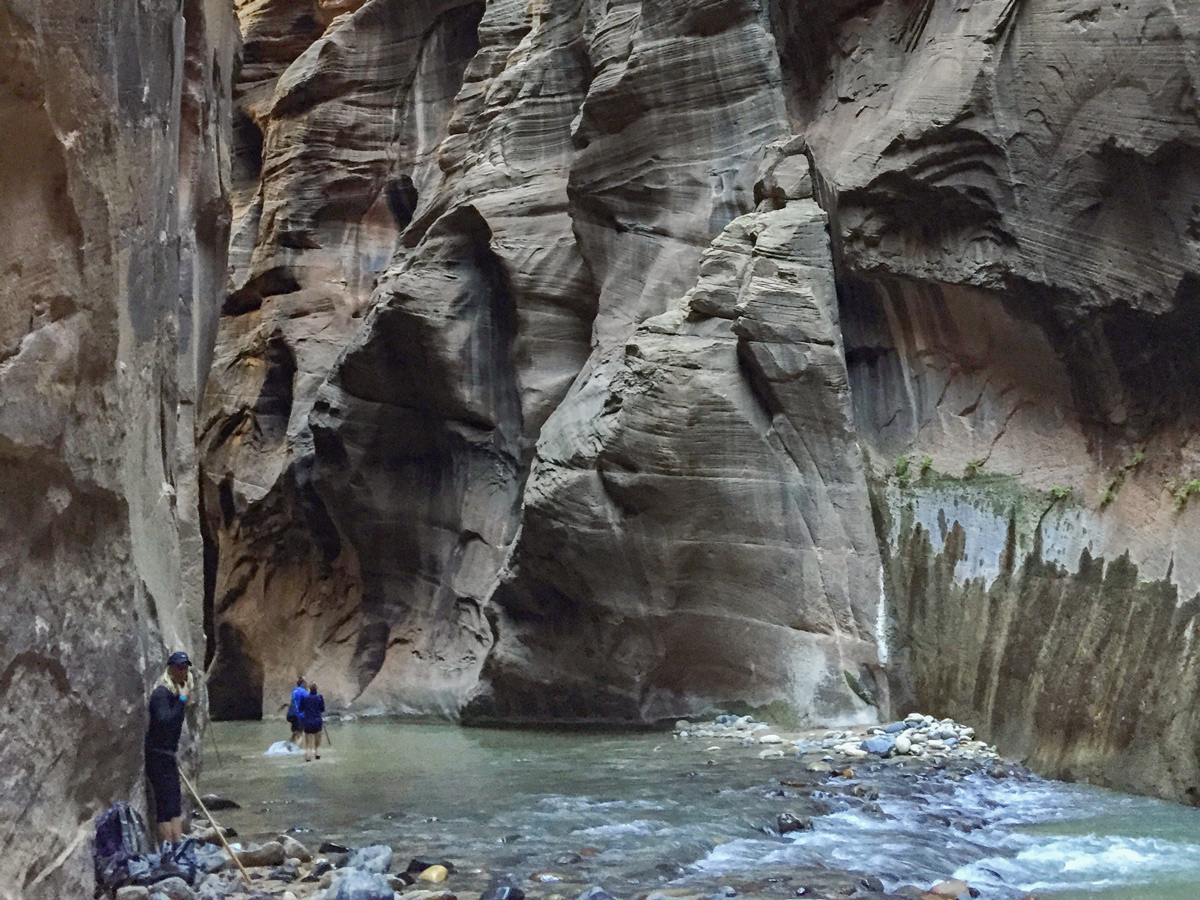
[862,737,896,756]
[555,853,583,866]
[759,748,786,760]
[268,861,300,882]
[149,877,194,900]
[320,842,352,855]
[777,813,812,834]
[193,873,238,900]
[116,887,151,900]
[858,876,885,892]
[200,795,240,812]
[399,891,456,900]
[345,846,392,875]
[327,869,395,900]
[278,835,312,863]
[482,883,526,900]
[926,880,972,899]
[232,842,286,868]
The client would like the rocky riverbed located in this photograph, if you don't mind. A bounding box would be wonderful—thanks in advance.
[100,715,1060,900]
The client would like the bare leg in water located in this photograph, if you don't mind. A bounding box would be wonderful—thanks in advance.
[305,730,322,761]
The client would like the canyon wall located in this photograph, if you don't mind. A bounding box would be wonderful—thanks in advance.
[202,0,1200,799]
[0,0,234,895]
[809,0,1200,800]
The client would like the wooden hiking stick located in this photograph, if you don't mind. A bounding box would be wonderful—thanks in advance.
[176,764,252,887]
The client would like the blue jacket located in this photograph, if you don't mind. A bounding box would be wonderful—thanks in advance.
[289,686,308,721]
[298,692,324,730]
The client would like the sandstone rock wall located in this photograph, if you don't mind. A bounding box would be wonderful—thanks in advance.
[473,154,884,724]
[802,0,1200,799]
[201,0,487,716]
[0,0,234,895]
[203,0,1200,800]
[206,0,886,724]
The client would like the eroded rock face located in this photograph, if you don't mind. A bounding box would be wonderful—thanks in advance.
[200,0,487,716]
[0,0,234,895]
[473,155,884,723]
[801,1,1200,799]
[204,0,1200,798]
[207,0,883,723]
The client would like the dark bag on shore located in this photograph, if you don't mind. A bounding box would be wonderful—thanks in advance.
[94,802,152,892]
[94,804,225,894]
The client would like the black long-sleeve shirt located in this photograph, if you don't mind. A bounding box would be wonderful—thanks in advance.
[145,685,186,755]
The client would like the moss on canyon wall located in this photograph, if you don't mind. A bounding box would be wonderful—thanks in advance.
[878,471,1200,802]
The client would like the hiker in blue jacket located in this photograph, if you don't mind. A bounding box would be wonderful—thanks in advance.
[288,677,307,745]
[298,682,325,761]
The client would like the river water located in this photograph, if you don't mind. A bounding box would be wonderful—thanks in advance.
[201,721,1200,900]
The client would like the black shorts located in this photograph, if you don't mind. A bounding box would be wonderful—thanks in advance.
[303,721,322,735]
[145,751,182,822]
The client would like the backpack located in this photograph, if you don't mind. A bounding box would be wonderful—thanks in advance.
[93,802,151,890]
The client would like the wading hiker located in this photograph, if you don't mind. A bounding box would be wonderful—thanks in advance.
[288,676,307,745]
[299,681,325,761]
[145,650,194,843]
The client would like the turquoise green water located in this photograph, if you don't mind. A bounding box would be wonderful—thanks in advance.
[199,721,1200,899]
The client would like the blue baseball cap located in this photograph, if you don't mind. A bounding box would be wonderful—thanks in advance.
[168,651,192,667]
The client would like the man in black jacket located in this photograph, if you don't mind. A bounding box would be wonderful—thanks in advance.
[145,651,193,843]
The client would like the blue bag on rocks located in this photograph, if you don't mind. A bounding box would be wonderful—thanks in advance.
[159,837,227,881]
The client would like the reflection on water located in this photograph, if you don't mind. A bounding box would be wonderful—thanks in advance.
[201,720,1200,899]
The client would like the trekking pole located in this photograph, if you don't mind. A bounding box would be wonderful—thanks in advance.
[205,722,224,768]
[322,724,332,748]
[176,764,253,888]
